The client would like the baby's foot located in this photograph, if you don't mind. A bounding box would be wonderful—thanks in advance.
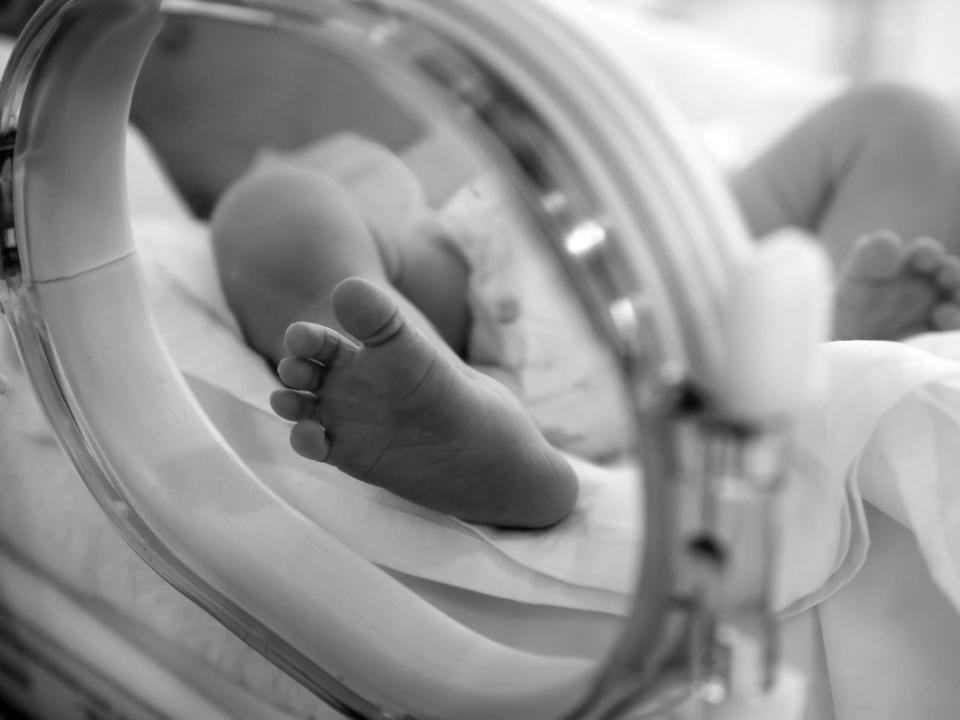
[269,277,578,528]
[833,231,960,340]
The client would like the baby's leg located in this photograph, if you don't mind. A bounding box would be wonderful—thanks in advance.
[734,85,960,264]
[270,278,579,528]
[834,231,960,340]
[212,165,578,527]
[210,165,469,364]
[212,165,389,362]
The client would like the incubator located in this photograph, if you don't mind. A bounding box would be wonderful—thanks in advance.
[0,0,838,718]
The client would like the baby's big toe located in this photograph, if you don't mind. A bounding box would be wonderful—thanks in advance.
[332,277,404,346]
[845,230,904,281]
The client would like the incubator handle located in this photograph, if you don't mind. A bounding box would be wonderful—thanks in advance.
[717,229,832,421]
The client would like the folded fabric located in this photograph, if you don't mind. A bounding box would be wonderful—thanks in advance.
[847,334,960,612]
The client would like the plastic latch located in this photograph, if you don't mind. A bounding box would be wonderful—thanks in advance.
[714,228,833,423]
[0,131,19,281]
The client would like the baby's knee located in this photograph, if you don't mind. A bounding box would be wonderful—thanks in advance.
[211,166,379,278]
[213,166,352,239]
[834,83,959,149]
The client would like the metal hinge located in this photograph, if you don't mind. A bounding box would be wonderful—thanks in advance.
[0,131,20,281]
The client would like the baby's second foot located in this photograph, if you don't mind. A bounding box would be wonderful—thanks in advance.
[269,277,577,528]
[833,231,960,340]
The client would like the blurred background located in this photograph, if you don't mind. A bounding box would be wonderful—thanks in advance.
[604,0,960,97]
[4,0,960,97]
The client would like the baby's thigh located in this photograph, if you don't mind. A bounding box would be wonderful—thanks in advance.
[210,166,388,360]
[736,83,960,263]
[822,85,960,254]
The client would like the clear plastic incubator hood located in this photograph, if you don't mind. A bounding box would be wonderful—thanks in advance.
[0,0,830,718]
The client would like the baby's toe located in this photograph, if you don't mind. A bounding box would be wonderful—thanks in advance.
[936,256,960,291]
[933,302,960,331]
[270,388,321,422]
[278,356,326,391]
[845,230,903,281]
[904,236,948,275]
[283,322,358,365]
[289,420,332,462]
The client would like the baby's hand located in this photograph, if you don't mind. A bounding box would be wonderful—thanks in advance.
[833,231,960,340]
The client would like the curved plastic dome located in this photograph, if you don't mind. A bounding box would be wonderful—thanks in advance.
[0,0,814,718]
